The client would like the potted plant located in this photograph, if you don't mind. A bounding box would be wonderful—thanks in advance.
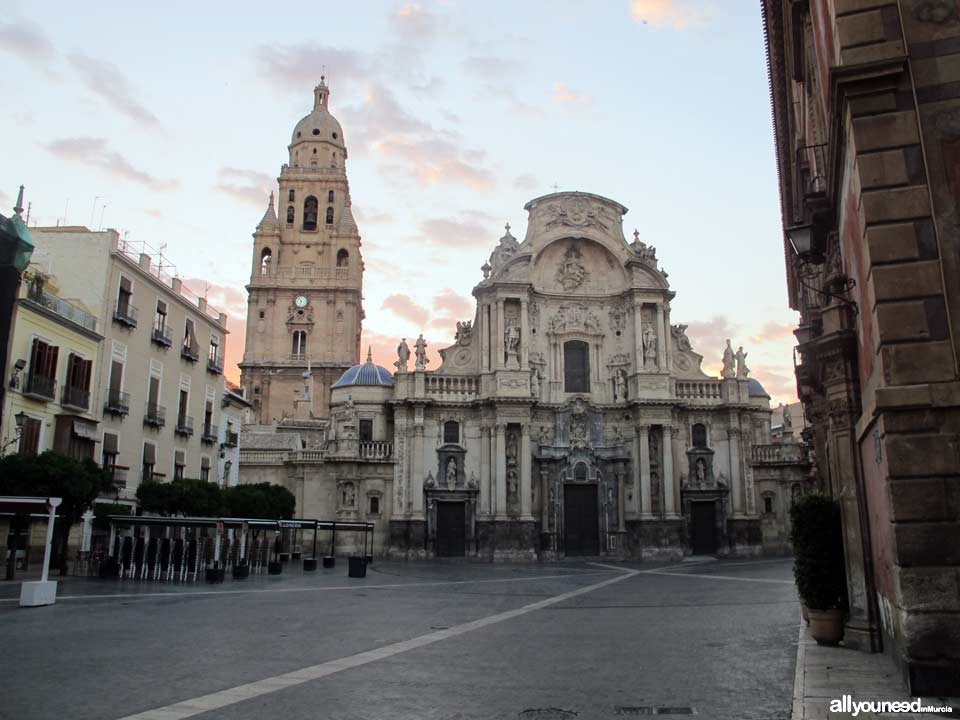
[790,494,847,645]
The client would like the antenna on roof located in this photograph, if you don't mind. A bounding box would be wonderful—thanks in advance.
[157,243,168,276]
[25,202,31,225]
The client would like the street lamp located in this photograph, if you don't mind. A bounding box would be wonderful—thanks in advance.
[2,411,27,453]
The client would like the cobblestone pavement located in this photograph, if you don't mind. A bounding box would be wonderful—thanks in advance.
[0,558,798,720]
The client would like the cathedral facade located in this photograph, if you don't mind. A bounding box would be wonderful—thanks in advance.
[239,82,809,560]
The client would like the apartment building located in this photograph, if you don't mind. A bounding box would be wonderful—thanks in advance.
[29,228,229,500]
[220,383,251,487]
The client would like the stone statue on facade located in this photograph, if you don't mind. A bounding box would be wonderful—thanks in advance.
[736,346,750,379]
[722,339,736,379]
[455,320,473,346]
[530,367,541,398]
[505,323,520,366]
[642,325,658,362]
[614,368,628,401]
[783,403,793,431]
[446,457,457,489]
[556,244,588,291]
[671,324,692,351]
[507,470,518,500]
[396,338,411,372]
[539,425,553,446]
[414,334,428,371]
[695,458,706,485]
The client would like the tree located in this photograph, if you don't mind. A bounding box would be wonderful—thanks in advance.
[0,451,113,574]
[224,483,295,520]
[136,478,225,517]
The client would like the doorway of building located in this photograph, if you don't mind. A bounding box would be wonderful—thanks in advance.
[690,501,718,555]
[563,483,599,556]
[436,501,466,557]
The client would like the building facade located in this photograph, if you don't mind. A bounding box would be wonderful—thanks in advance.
[240,81,811,560]
[26,228,230,499]
[764,0,960,695]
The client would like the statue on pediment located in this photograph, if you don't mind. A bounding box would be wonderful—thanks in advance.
[722,339,736,379]
[396,338,411,372]
[556,244,588,291]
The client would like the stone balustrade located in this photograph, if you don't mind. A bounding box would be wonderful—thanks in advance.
[425,375,478,400]
[239,450,286,465]
[751,443,805,464]
[359,441,393,459]
[675,380,722,401]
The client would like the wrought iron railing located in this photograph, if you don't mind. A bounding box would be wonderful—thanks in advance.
[23,372,56,400]
[151,323,173,348]
[144,403,166,428]
[175,415,195,437]
[61,384,91,410]
[113,301,138,328]
[27,285,97,332]
[105,390,130,416]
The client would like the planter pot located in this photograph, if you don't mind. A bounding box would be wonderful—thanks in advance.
[268,561,283,575]
[808,608,844,646]
[322,556,335,569]
[303,558,318,571]
[205,567,225,584]
[365,555,373,565]
[292,551,302,560]
[99,558,119,578]
[278,553,290,564]
[232,563,250,579]
[348,556,367,578]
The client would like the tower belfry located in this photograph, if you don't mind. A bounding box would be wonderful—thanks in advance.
[239,80,364,425]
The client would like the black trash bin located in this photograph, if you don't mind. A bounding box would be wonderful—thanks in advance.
[303,558,318,571]
[232,563,250,579]
[268,561,283,575]
[348,556,367,578]
[322,556,335,569]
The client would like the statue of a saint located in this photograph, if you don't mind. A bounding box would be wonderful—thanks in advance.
[695,458,706,485]
[530,368,541,398]
[783,403,793,431]
[614,368,628,401]
[735,346,750,379]
[414,334,428,371]
[507,470,518,499]
[446,457,457,488]
[722,339,736,379]
[642,325,657,359]
[539,425,553,445]
[396,338,411,372]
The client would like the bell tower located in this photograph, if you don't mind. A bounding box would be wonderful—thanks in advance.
[240,78,364,425]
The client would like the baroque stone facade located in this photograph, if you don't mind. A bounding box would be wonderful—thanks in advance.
[239,81,810,561]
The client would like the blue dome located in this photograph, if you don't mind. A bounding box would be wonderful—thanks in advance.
[747,378,770,398]
[332,351,394,388]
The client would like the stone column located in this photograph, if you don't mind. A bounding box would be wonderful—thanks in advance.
[520,424,532,520]
[480,426,491,518]
[633,300,644,372]
[662,425,676,518]
[495,422,507,519]
[655,303,666,371]
[728,426,743,516]
[495,299,505,370]
[628,427,641,517]
[663,303,672,374]
[411,420,425,520]
[639,425,652,518]
[617,465,626,532]
[540,466,551,529]
[480,303,488,372]
[520,299,529,369]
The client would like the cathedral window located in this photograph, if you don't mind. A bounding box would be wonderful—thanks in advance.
[692,423,707,448]
[327,190,334,203]
[443,420,460,444]
[336,249,349,267]
[359,419,373,443]
[326,206,334,224]
[563,340,590,393]
[288,189,295,202]
[260,248,272,275]
[303,196,318,231]
[369,496,380,514]
[292,331,307,357]
[286,206,294,224]
[574,463,588,482]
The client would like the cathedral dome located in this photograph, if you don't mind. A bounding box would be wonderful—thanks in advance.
[332,349,394,388]
[290,78,346,151]
[747,378,770,398]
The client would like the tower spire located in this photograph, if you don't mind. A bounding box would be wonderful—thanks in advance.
[13,184,25,217]
[314,76,330,110]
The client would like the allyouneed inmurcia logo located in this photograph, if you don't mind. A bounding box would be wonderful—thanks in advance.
[830,696,954,716]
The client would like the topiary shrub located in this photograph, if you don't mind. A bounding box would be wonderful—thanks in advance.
[790,494,848,611]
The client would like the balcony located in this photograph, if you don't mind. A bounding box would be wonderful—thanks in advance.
[112,301,138,328]
[109,466,129,490]
[175,415,195,437]
[61,384,91,411]
[752,444,806,465]
[222,431,239,448]
[26,285,98,333]
[144,403,166,429]
[206,355,222,375]
[181,342,199,363]
[151,323,173,348]
[23,372,56,401]
[201,423,218,444]
[359,441,393,460]
[104,390,130,417]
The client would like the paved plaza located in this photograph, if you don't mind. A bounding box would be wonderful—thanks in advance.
[0,558,798,720]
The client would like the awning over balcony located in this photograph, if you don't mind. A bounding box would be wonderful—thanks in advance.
[72,419,99,441]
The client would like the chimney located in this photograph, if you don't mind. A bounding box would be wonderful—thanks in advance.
[171,277,182,294]
[198,297,208,314]
[138,253,151,271]
[218,312,228,327]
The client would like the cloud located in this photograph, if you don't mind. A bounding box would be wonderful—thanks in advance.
[0,19,55,67]
[374,135,496,191]
[215,167,275,207]
[68,53,160,127]
[45,137,179,191]
[751,368,799,405]
[143,208,163,220]
[352,206,394,224]
[463,55,519,79]
[432,288,473,320]
[482,83,543,117]
[629,0,711,29]
[553,82,592,106]
[256,43,371,93]
[749,321,796,345]
[683,315,739,357]
[391,4,445,42]
[418,215,492,247]
[514,173,539,192]
[382,293,430,325]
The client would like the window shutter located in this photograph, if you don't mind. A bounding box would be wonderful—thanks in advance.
[103,433,119,455]
[120,277,132,292]
[174,450,185,466]
[81,359,92,392]
[46,345,59,380]
[200,456,210,469]
[143,442,156,465]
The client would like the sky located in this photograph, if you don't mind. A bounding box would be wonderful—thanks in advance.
[0,0,801,405]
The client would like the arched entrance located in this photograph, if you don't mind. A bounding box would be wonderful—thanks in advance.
[562,462,600,556]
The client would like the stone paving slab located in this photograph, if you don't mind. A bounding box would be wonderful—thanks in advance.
[792,620,959,719]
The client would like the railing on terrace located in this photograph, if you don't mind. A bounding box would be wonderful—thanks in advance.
[151,324,173,347]
[112,301,138,328]
[105,390,130,416]
[26,285,98,332]
[239,450,287,464]
[257,266,352,281]
[109,466,129,489]
[144,403,166,428]
[675,380,722,401]
[23,372,56,401]
[222,431,239,448]
[175,415,195,437]
[61,384,91,410]
[359,441,393,459]
[201,423,218,444]
[752,444,806,464]
[207,356,222,375]
[425,375,478,399]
